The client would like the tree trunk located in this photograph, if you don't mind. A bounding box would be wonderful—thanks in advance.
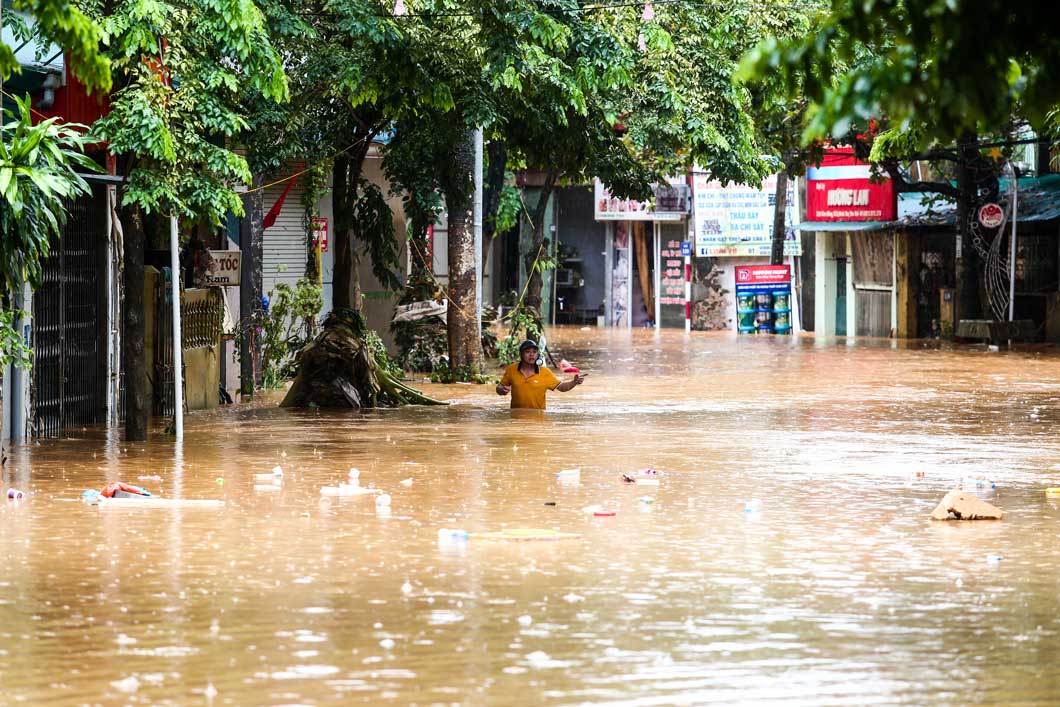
[333,138,373,312]
[445,127,483,374]
[240,174,265,396]
[482,139,508,274]
[955,131,980,323]
[122,202,149,440]
[332,157,353,310]
[523,170,558,320]
[770,163,789,266]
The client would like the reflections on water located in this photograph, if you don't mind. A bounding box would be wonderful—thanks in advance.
[4,328,1060,705]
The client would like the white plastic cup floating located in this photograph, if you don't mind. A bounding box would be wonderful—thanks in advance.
[7,489,25,501]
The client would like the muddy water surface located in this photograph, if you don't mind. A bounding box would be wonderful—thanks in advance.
[4,328,1060,706]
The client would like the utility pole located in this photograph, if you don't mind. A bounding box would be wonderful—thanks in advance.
[474,128,484,323]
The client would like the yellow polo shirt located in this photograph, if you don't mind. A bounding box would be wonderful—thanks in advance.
[501,363,561,410]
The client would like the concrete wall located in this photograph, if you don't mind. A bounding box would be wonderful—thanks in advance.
[182,288,221,411]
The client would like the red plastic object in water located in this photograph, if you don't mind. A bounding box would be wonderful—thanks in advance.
[593,510,616,517]
[100,482,151,498]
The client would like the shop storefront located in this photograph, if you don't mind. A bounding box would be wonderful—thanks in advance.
[691,172,802,333]
[594,180,691,328]
[795,149,899,337]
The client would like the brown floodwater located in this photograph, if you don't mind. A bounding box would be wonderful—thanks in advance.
[4,327,1060,706]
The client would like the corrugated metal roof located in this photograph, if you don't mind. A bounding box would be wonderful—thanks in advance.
[895,174,1060,228]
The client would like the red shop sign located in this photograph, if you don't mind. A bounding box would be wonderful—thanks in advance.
[735,264,791,286]
[806,149,896,222]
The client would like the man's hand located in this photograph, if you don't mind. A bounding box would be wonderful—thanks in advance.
[556,372,587,392]
[496,383,511,396]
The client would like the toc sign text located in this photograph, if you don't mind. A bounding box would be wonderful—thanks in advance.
[205,250,241,286]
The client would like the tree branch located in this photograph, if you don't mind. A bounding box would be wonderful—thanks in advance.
[878,158,958,199]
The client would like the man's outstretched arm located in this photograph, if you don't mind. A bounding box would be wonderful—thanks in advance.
[555,373,587,393]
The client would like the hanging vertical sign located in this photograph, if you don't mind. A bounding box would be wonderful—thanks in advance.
[734,264,792,335]
[311,217,329,252]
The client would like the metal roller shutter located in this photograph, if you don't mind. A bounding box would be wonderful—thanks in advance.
[262,178,308,300]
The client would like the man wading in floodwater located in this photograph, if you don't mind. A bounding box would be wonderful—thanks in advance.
[496,340,587,410]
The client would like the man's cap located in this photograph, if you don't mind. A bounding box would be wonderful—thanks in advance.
[519,339,539,353]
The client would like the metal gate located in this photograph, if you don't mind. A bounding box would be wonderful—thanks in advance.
[33,184,109,438]
[154,269,176,418]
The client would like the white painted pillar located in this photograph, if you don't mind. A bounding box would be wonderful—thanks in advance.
[169,216,184,441]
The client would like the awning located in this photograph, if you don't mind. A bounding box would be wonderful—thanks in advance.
[794,221,891,232]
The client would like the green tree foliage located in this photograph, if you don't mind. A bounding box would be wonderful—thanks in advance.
[0,97,100,362]
[1,0,110,92]
[743,0,1060,143]
[83,0,288,223]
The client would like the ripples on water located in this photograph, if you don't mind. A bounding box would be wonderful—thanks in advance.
[3,329,1060,705]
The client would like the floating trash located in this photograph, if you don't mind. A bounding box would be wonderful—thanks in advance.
[556,469,581,483]
[253,466,283,482]
[438,528,470,541]
[320,484,379,497]
[471,528,579,541]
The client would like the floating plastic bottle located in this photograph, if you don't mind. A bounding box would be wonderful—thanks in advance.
[987,553,1003,564]
[437,528,470,542]
[744,499,763,513]
[7,489,25,501]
